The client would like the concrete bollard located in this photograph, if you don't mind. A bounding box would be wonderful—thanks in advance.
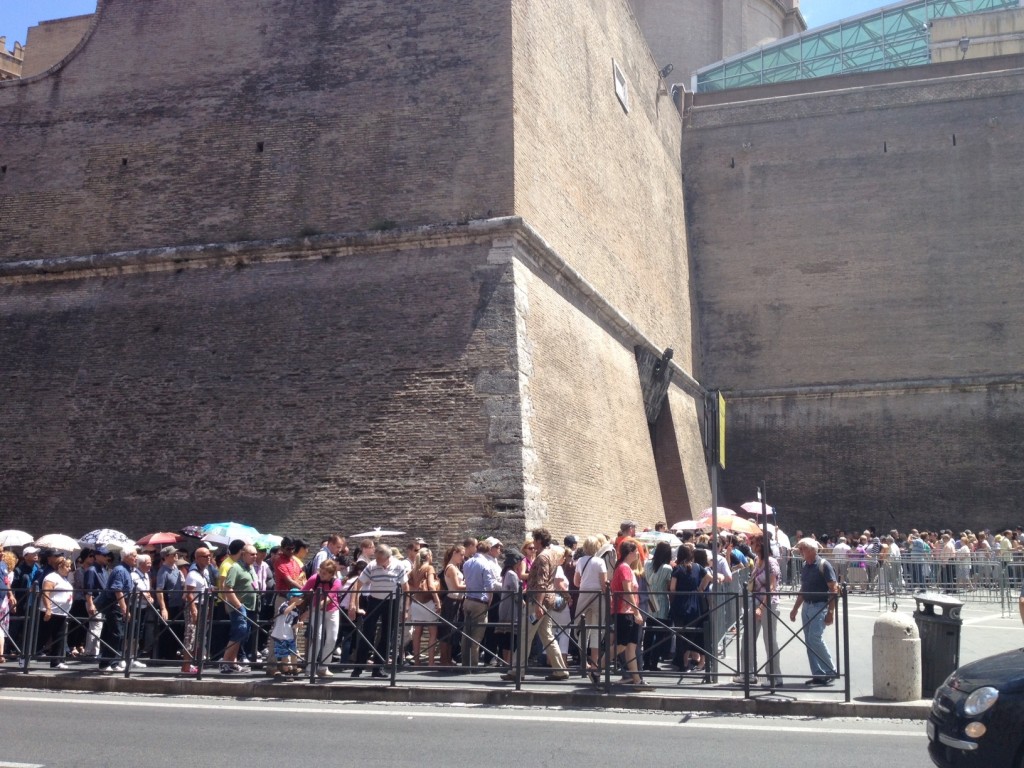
[872,612,922,701]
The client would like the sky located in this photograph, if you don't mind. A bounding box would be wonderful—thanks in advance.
[1,0,907,53]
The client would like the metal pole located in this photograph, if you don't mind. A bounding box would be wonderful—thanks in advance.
[308,586,322,684]
[841,584,851,702]
[389,584,400,686]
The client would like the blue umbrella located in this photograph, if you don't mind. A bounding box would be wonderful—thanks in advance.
[200,522,261,546]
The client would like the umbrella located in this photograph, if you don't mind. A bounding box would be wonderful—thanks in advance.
[0,529,34,547]
[180,525,205,538]
[739,501,776,517]
[136,531,183,547]
[350,527,406,539]
[79,528,136,551]
[670,520,704,532]
[253,533,283,550]
[636,530,683,548]
[200,521,261,546]
[710,515,763,536]
[34,533,82,553]
[699,506,736,518]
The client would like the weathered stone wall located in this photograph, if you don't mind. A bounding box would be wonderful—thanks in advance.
[723,384,1024,536]
[21,14,94,78]
[629,0,804,84]
[512,0,696,366]
[0,0,711,544]
[0,0,514,261]
[512,256,666,537]
[684,65,1024,532]
[0,232,522,549]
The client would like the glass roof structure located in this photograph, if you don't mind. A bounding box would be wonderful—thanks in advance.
[694,0,1022,92]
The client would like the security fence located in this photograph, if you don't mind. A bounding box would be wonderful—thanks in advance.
[3,582,855,701]
[777,551,1024,612]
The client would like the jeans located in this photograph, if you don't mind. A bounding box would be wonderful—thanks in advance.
[801,602,836,677]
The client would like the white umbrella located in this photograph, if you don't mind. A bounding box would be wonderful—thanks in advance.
[670,520,704,532]
[79,528,136,552]
[34,533,82,553]
[350,527,406,539]
[740,501,776,517]
[200,522,261,546]
[0,529,34,548]
[699,506,736,518]
[636,530,683,548]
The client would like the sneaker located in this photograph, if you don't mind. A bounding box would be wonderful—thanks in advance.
[317,666,333,677]
[500,672,516,681]
[350,668,362,678]
[131,660,147,669]
[111,661,127,672]
[544,673,569,681]
[53,662,70,670]
[98,666,113,674]
[370,668,386,679]
[220,665,238,674]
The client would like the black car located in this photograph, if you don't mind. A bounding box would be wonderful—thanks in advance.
[928,647,1024,768]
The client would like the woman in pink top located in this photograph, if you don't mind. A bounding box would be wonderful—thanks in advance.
[299,559,342,677]
[611,540,647,687]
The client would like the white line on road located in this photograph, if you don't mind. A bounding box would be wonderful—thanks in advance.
[0,762,46,767]
[0,694,921,738]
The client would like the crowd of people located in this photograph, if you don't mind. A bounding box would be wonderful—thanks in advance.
[1,520,1021,686]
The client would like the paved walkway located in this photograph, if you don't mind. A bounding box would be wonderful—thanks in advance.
[2,593,1019,719]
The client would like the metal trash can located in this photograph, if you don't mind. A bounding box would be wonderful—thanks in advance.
[913,592,963,698]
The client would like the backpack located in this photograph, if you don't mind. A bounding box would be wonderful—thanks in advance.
[303,558,316,579]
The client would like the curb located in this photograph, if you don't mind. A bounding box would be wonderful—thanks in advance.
[0,673,931,720]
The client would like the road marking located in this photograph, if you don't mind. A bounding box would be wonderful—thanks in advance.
[0,762,46,767]
[0,694,921,737]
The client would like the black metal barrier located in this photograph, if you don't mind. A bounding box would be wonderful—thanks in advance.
[4,582,852,701]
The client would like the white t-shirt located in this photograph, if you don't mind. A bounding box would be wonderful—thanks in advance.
[41,572,74,615]
[357,558,409,599]
[575,555,607,593]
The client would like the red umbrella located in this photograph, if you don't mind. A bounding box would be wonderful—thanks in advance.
[137,531,184,547]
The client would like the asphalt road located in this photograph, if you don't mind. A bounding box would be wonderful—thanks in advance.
[0,689,931,767]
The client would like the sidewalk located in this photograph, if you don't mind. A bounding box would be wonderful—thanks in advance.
[2,594,1018,719]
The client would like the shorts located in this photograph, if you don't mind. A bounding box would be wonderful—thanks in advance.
[228,605,250,644]
[273,637,297,660]
[615,613,639,645]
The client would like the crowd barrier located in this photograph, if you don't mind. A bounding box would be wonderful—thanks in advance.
[1,582,853,700]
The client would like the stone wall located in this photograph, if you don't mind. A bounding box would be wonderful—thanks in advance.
[0,231,521,550]
[21,14,94,78]
[0,0,514,261]
[684,64,1024,532]
[723,383,1024,535]
[629,0,804,85]
[512,0,696,365]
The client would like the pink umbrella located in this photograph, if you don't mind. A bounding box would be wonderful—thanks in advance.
[137,531,184,547]
[699,506,736,518]
[740,501,776,516]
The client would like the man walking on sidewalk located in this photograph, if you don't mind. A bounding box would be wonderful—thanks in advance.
[789,538,838,686]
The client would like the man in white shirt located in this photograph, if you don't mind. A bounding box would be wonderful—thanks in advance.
[347,543,409,678]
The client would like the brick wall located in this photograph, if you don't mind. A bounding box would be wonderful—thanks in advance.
[0,0,514,261]
[685,67,1024,390]
[511,0,696,367]
[721,385,1024,536]
[513,257,666,539]
[684,65,1024,532]
[21,14,94,78]
[0,235,522,551]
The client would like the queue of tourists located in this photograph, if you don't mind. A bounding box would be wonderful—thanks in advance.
[0,522,858,691]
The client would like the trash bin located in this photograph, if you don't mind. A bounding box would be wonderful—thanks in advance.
[913,592,963,698]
